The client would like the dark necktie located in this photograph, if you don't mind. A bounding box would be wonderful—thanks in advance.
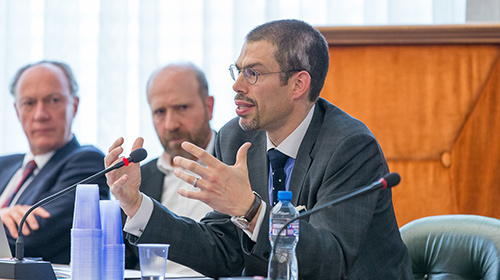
[268,149,289,206]
[2,160,37,208]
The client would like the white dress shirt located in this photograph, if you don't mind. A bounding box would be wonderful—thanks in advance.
[0,151,55,207]
[244,104,315,242]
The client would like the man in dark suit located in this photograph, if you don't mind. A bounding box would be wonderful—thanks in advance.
[124,62,214,275]
[106,19,412,279]
[0,61,109,264]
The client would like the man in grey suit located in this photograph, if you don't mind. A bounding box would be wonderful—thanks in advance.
[106,19,412,279]
[124,62,214,275]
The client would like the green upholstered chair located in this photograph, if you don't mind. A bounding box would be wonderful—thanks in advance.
[400,215,500,280]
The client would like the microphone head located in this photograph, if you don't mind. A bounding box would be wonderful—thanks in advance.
[129,148,147,163]
[384,172,401,188]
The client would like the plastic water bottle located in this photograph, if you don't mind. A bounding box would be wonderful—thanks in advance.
[268,191,299,280]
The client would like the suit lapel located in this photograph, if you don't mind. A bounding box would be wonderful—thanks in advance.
[246,132,270,204]
[289,101,325,205]
[0,157,23,194]
[18,138,80,204]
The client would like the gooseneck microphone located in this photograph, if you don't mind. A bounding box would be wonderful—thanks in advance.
[0,148,147,280]
[268,172,401,280]
[16,147,147,260]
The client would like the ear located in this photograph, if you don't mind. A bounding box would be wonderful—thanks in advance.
[291,70,311,100]
[205,95,215,121]
[14,102,21,121]
[72,96,80,117]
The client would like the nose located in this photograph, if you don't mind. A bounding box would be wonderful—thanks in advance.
[232,72,247,94]
[164,111,180,131]
[33,102,50,121]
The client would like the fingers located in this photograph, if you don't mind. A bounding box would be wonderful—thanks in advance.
[108,137,124,153]
[173,157,206,180]
[104,137,144,217]
[173,141,223,178]
[105,137,144,168]
[1,213,19,238]
[34,206,51,219]
[132,137,144,151]
[174,169,203,189]
[110,174,129,196]
[109,174,141,217]
[24,207,51,234]
[235,142,251,167]
[177,187,204,202]
[180,142,219,167]
[105,137,127,168]
[9,206,31,236]
[173,141,251,188]
[105,144,124,168]
[23,214,38,235]
[0,206,51,238]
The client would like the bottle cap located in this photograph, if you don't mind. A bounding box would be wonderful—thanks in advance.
[277,191,292,201]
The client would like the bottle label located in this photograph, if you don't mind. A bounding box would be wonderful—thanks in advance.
[270,219,299,237]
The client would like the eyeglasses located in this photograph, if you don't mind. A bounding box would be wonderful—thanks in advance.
[229,64,302,85]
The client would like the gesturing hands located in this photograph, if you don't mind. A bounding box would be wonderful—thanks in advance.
[173,141,256,217]
[104,137,144,217]
[104,137,258,223]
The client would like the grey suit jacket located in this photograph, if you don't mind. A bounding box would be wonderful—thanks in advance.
[128,98,412,279]
[124,158,163,269]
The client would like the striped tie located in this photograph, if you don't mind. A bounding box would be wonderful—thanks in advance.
[2,160,37,208]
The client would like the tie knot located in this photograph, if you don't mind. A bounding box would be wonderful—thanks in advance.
[25,160,37,173]
[268,149,289,169]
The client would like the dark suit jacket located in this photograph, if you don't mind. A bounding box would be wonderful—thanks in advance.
[128,98,412,279]
[140,158,169,201]
[0,137,109,264]
[124,158,164,269]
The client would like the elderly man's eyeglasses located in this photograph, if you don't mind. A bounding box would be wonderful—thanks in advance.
[229,64,302,85]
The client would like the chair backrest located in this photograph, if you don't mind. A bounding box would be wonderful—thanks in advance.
[400,214,500,280]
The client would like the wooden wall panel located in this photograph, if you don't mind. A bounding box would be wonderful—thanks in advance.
[452,57,500,217]
[388,161,455,223]
[318,24,500,226]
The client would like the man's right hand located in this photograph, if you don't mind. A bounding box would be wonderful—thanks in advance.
[0,205,50,238]
[105,137,144,217]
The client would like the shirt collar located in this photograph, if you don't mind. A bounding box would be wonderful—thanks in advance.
[266,104,315,159]
[24,135,74,171]
[24,150,56,172]
[157,130,216,174]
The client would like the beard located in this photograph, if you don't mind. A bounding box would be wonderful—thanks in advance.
[238,113,260,131]
[235,93,260,131]
[160,124,211,160]
[163,138,192,159]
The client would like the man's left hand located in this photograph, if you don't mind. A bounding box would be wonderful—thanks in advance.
[173,141,255,217]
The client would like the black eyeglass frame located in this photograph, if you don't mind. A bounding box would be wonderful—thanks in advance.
[229,64,303,85]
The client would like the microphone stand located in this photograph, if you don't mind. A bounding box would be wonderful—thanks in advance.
[268,173,400,280]
[0,148,147,280]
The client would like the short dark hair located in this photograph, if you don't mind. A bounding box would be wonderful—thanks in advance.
[246,19,329,102]
[10,60,79,97]
[147,61,209,99]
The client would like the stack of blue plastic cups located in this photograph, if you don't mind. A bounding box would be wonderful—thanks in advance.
[100,200,125,280]
[71,184,103,280]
